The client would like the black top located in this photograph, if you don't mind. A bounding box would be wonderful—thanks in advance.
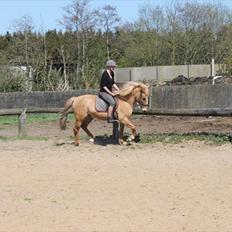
[100,70,115,92]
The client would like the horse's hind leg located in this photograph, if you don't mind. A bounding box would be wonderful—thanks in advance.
[81,115,94,142]
[73,120,82,146]
[119,123,126,145]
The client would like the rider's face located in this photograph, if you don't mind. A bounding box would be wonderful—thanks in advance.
[108,66,116,71]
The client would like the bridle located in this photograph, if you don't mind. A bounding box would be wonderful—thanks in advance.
[136,96,149,108]
[138,101,149,108]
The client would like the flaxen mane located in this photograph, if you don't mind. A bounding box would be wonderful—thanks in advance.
[118,81,148,97]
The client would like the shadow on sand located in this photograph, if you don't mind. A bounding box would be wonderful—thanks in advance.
[94,135,119,146]
[93,134,141,146]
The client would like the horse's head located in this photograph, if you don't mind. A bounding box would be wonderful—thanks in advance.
[134,83,149,112]
[118,81,150,111]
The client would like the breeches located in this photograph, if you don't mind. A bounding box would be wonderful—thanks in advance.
[99,92,116,107]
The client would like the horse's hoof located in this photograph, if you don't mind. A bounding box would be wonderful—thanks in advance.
[55,140,65,146]
[119,139,127,145]
[89,138,94,143]
[134,134,141,143]
[126,136,135,143]
[75,142,80,146]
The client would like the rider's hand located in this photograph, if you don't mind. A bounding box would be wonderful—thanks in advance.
[113,91,119,96]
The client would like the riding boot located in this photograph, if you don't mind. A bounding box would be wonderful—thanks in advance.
[107,106,114,123]
[107,116,114,123]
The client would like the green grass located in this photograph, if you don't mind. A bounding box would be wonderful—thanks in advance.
[140,132,231,145]
[0,113,61,125]
[0,113,75,142]
[27,113,59,123]
[0,115,19,125]
[1,114,231,145]
[0,113,76,125]
[0,135,49,141]
[24,198,33,203]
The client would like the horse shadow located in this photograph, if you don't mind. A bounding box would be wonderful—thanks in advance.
[94,134,141,146]
[94,135,119,146]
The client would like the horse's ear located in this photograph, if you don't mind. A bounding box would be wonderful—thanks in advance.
[138,83,148,90]
[138,83,150,95]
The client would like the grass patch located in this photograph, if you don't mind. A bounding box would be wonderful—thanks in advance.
[24,198,33,203]
[0,113,63,125]
[0,115,19,125]
[0,135,49,141]
[140,132,231,145]
[0,113,76,125]
[27,113,59,123]
[0,136,9,141]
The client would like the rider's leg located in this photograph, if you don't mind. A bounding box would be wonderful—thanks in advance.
[107,105,114,123]
[99,92,116,123]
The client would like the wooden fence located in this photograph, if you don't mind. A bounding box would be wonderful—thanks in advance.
[1,85,232,137]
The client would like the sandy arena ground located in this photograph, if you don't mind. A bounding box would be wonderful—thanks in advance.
[1,115,232,231]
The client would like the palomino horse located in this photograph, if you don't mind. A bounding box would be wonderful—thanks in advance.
[59,81,149,145]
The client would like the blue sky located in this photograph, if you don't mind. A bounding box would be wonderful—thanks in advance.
[0,0,164,34]
[0,0,232,35]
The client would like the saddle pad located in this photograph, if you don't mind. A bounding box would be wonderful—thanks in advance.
[96,96,109,112]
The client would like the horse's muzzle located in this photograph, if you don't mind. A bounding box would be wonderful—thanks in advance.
[142,106,148,112]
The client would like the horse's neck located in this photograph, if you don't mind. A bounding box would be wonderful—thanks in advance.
[118,94,135,107]
[126,95,136,106]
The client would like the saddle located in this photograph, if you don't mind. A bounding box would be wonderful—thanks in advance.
[95,96,118,118]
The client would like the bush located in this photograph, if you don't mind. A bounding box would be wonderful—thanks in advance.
[0,66,30,92]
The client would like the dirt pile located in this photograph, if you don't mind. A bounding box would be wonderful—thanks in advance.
[165,75,232,86]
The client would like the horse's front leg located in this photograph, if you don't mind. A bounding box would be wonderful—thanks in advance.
[121,117,137,142]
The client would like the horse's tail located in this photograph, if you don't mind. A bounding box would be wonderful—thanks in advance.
[59,97,75,130]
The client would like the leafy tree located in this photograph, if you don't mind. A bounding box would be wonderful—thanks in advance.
[1,0,232,92]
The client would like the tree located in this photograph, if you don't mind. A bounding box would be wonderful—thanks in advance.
[60,0,97,88]
[95,5,120,59]
[11,14,34,66]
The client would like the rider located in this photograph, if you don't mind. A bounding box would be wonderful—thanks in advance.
[99,59,120,123]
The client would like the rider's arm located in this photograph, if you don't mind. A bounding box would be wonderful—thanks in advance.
[113,83,120,91]
[103,86,115,96]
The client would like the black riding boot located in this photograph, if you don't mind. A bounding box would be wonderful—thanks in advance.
[107,116,114,123]
[107,106,115,123]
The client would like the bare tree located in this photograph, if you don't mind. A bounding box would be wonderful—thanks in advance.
[171,1,232,64]
[136,4,165,33]
[96,5,120,59]
[59,0,96,86]
[165,2,181,65]
[12,14,34,66]
[134,4,165,65]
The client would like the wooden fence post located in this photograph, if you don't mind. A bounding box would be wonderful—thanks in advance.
[149,85,153,109]
[18,108,27,137]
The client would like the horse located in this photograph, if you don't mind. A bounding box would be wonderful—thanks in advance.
[59,81,149,145]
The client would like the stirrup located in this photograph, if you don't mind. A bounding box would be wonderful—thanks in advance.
[107,117,119,123]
